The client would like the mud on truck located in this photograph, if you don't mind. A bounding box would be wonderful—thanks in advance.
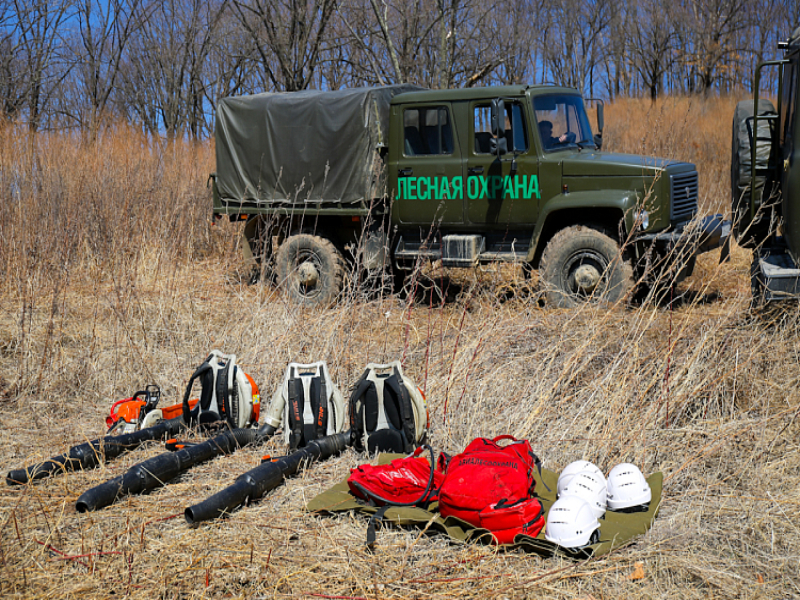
[211,84,729,307]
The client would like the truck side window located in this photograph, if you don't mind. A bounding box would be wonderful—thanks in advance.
[403,107,453,156]
[474,106,493,154]
[508,103,528,152]
[474,103,527,154]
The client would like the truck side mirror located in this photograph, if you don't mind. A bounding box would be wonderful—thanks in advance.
[587,98,604,150]
[490,98,507,155]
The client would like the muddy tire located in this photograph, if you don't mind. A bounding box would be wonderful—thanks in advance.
[540,225,634,308]
[276,234,346,307]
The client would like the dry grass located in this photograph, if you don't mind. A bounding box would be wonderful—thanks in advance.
[604,95,738,215]
[1,97,799,599]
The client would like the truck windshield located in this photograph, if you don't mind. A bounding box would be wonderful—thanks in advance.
[533,94,594,151]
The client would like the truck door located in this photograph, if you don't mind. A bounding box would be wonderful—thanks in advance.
[466,100,538,228]
[393,104,463,225]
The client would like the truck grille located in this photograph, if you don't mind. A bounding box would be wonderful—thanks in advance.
[670,171,698,221]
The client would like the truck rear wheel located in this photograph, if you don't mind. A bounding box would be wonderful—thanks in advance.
[276,234,346,307]
[540,225,634,308]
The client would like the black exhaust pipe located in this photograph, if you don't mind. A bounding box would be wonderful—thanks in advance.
[185,431,351,525]
[75,425,273,512]
[7,417,186,486]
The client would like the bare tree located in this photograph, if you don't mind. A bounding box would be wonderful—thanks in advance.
[67,0,145,134]
[185,0,230,138]
[601,0,629,99]
[444,0,507,88]
[739,0,785,93]
[485,0,542,86]
[331,2,392,86]
[0,0,792,133]
[118,0,227,139]
[672,0,748,95]
[0,0,27,120]
[542,0,611,94]
[13,0,72,130]
[628,0,675,101]
[232,0,337,91]
[202,7,262,102]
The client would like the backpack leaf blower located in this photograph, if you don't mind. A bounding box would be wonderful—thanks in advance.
[263,361,347,449]
[182,351,260,429]
[184,431,351,525]
[349,361,428,454]
[76,353,266,511]
[7,416,186,486]
[76,425,273,512]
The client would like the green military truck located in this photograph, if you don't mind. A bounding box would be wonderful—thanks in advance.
[733,26,800,303]
[212,84,728,307]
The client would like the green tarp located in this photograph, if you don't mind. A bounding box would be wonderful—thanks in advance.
[215,85,423,207]
[307,454,662,559]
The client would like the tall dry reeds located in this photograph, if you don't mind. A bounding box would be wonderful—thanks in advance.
[604,95,738,214]
[0,124,236,400]
[0,124,223,287]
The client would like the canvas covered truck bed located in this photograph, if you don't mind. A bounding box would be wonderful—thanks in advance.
[214,84,422,211]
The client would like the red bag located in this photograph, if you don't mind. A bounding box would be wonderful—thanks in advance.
[348,446,445,507]
[438,435,543,543]
[478,498,544,544]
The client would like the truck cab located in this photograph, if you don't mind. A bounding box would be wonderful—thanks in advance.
[389,86,727,306]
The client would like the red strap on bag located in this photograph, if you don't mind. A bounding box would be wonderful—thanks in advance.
[438,435,541,528]
[348,445,446,551]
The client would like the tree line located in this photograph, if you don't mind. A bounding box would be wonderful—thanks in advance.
[2,0,797,138]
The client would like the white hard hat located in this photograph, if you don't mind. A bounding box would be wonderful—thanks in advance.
[557,460,604,496]
[559,469,607,519]
[545,495,601,549]
[607,463,652,511]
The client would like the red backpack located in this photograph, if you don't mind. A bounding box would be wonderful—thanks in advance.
[437,435,545,543]
[347,445,446,549]
[348,445,445,507]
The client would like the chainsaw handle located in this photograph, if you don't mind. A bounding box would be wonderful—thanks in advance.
[143,384,161,410]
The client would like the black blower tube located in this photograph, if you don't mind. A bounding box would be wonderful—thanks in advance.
[185,431,351,525]
[6,417,186,486]
[75,425,270,513]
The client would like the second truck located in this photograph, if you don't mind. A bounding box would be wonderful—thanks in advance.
[733,25,800,304]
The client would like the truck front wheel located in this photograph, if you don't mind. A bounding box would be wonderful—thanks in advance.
[276,234,346,307]
[540,225,634,308]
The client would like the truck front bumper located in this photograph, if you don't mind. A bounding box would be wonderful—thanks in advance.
[634,214,731,256]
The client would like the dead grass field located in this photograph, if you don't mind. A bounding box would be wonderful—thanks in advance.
[0,96,799,599]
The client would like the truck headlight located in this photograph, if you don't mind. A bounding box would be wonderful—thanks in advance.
[635,209,650,230]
